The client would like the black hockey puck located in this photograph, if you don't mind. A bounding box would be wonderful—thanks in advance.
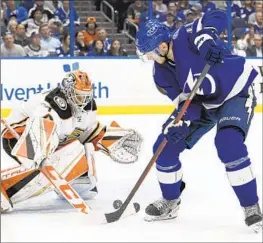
[113,199,123,209]
[133,202,140,212]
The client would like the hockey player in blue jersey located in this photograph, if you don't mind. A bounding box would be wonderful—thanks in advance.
[135,10,262,232]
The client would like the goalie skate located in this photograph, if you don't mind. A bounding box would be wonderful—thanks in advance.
[144,198,180,222]
[244,203,263,233]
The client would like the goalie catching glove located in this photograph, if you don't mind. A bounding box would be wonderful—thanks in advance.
[98,121,142,164]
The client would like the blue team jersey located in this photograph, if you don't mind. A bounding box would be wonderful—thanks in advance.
[54,7,80,26]
[6,6,28,23]
[240,7,255,21]
[153,11,258,110]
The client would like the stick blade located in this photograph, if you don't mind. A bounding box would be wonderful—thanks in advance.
[104,202,140,223]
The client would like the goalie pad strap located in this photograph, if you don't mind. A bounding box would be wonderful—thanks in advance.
[1,118,28,139]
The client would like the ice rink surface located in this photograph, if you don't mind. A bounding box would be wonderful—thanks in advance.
[1,114,262,242]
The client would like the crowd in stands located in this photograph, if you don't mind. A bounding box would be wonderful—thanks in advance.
[1,0,262,58]
[101,0,263,57]
[0,0,128,57]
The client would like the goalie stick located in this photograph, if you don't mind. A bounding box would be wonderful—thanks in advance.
[104,64,211,223]
[1,118,91,215]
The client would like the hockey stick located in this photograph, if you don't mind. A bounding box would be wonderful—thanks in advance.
[104,64,211,223]
[1,118,91,215]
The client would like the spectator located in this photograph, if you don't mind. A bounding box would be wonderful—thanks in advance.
[235,37,248,57]
[82,17,98,46]
[88,40,106,56]
[28,0,54,23]
[107,39,128,56]
[54,0,80,28]
[201,0,216,13]
[221,1,241,18]
[24,31,49,57]
[190,3,203,20]
[176,0,191,13]
[154,0,168,14]
[20,0,35,11]
[176,0,192,22]
[48,19,63,39]
[1,3,7,36]
[240,0,255,22]
[167,1,177,16]
[248,2,262,25]
[233,1,242,8]
[253,11,263,36]
[39,23,60,55]
[184,10,195,24]
[163,12,176,31]
[1,32,26,57]
[75,31,89,56]
[114,0,133,32]
[22,8,43,38]
[44,1,63,12]
[246,34,263,57]
[4,0,28,23]
[7,18,18,36]
[97,28,112,51]
[55,33,79,57]
[231,35,247,57]
[14,24,29,47]
[243,25,256,47]
[127,0,148,25]
[139,1,166,23]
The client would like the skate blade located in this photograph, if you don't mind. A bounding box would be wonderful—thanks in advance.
[144,209,178,222]
[250,222,262,233]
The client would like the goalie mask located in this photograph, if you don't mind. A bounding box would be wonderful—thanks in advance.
[61,70,93,111]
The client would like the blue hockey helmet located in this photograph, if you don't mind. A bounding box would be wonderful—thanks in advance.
[136,19,171,55]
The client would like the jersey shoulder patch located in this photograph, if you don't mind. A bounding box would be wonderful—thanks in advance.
[45,87,72,119]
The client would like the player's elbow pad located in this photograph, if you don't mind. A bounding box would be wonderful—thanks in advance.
[193,29,217,52]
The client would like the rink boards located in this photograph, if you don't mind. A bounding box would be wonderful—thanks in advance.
[1,58,262,117]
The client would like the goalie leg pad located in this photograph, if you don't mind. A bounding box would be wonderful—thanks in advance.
[1,185,13,212]
[57,143,98,200]
[11,117,59,169]
[215,127,259,207]
[9,140,88,205]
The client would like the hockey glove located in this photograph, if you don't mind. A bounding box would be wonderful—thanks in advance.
[199,40,224,66]
[193,29,224,66]
[163,117,191,144]
[162,103,203,144]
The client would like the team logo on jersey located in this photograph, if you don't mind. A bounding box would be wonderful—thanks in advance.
[54,96,67,110]
[147,24,158,36]
[184,69,216,95]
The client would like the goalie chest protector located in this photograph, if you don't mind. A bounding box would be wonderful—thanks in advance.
[45,87,97,119]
